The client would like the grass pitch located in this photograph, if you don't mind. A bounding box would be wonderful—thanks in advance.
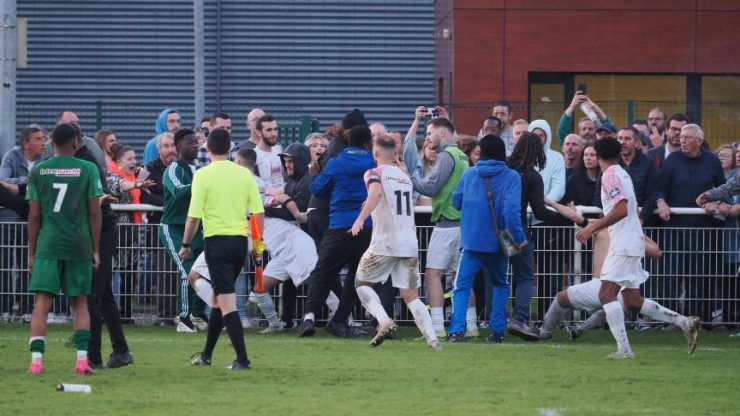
[0,323,738,415]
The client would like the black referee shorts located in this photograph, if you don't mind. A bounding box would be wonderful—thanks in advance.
[204,235,248,295]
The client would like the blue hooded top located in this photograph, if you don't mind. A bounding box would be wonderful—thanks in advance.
[143,108,178,164]
[310,146,375,229]
[452,159,525,253]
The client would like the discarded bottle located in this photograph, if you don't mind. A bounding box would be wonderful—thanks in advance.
[57,383,92,393]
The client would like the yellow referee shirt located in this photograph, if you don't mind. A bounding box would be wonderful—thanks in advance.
[188,160,264,238]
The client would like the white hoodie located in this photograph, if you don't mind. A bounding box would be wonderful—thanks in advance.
[528,119,566,207]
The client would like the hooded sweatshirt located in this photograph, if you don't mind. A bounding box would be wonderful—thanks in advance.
[266,143,312,222]
[143,109,177,164]
[310,146,375,229]
[452,159,525,253]
[528,119,566,214]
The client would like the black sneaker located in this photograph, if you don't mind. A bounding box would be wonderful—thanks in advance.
[326,320,350,338]
[107,351,134,368]
[487,331,504,343]
[190,352,211,366]
[506,320,540,342]
[281,319,295,329]
[565,325,583,341]
[298,319,315,337]
[89,361,106,370]
[447,332,468,343]
[226,360,251,370]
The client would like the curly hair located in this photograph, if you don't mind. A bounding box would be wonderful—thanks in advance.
[508,132,546,171]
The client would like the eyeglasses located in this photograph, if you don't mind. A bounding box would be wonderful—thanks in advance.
[717,153,733,160]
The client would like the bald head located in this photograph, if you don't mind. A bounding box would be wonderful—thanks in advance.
[369,122,388,139]
[562,133,584,164]
[57,111,79,126]
[247,108,266,132]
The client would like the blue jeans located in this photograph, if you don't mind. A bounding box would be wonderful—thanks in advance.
[450,249,509,335]
[509,231,534,324]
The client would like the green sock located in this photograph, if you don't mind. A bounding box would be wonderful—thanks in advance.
[73,329,91,352]
[29,337,46,354]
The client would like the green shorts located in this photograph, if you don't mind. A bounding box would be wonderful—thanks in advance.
[29,258,92,297]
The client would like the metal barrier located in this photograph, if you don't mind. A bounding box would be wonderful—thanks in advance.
[1,208,738,327]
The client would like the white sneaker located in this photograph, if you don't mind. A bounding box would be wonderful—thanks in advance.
[259,320,287,334]
[176,320,197,333]
[190,315,208,331]
[605,350,635,360]
[370,320,397,347]
[240,318,252,329]
[465,327,480,338]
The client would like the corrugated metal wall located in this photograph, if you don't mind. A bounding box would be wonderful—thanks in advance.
[17,0,433,153]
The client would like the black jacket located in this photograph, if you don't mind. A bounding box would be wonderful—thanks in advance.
[513,166,563,227]
[562,170,597,206]
[75,144,116,230]
[142,158,167,224]
[266,143,312,222]
[592,150,659,221]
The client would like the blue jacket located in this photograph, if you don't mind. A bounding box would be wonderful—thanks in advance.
[452,159,525,253]
[143,108,177,164]
[310,146,375,229]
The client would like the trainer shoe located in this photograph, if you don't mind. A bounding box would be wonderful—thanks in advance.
[259,320,287,334]
[28,361,43,374]
[538,328,552,341]
[683,316,701,355]
[89,361,106,370]
[447,332,468,343]
[506,320,540,342]
[487,331,504,343]
[226,360,251,370]
[190,352,211,366]
[326,320,352,338]
[75,359,95,376]
[190,314,209,331]
[605,350,635,360]
[427,338,443,351]
[565,325,583,341]
[297,319,315,338]
[370,320,397,348]
[107,351,134,368]
[240,317,252,329]
[176,316,197,333]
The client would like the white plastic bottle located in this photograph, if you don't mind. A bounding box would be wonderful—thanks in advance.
[57,384,92,394]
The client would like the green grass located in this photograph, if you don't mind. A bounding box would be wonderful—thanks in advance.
[1,323,738,415]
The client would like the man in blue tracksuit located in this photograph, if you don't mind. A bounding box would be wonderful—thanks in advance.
[298,125,375,338]
[448,135,526,343]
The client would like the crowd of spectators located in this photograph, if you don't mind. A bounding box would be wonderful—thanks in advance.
[0,92,738,337]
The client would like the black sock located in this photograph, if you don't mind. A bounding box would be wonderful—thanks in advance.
[202,308,223,358]
[223,311,249,365]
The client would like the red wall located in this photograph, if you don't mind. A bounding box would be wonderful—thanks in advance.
[436,0,740,134]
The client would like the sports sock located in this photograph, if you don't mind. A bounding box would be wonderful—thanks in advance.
[541,302,569,335]
[466,307,477,331]
[73,329,90,361]
[356,286,390,323]
[408,298,437,342]
[640,298,688,329]
[430,307,444,333]
[194,278,213,308]
[254,293,280,326]
[304,312,315,322]
[223,311,249,365]
[29,336,45,362]
[603,301,631,353]
[325,291,339,313]
[577,310,606,332]
[202,308,223,358]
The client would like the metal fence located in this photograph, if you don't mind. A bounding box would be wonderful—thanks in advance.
[1,211,737,328]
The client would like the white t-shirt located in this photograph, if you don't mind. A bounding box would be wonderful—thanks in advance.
[600,164,645,257]
[365,165,418,257]
[254,146,285,191]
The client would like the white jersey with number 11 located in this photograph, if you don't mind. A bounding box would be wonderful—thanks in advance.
[364,165,418,257]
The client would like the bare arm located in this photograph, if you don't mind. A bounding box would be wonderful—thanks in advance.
[27,200,40,273]
[350,182,383,236]
[576,199,627,243]
[544,198,585,224]
[87,197,102,269]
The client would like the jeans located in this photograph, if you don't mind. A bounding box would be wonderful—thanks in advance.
[509,231,535,324]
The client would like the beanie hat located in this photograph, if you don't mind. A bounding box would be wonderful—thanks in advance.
[342,108,368,129]
[479,134,506,161]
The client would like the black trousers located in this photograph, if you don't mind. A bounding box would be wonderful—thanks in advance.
[88,220,129,363]
[304,227,371,323]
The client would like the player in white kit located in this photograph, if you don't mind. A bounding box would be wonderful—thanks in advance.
[573,137,700,359]
[350,134,441,350]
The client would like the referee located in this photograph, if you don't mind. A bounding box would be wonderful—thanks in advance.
[179,127,264,370]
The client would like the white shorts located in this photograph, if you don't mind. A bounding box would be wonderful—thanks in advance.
[263,232,317,287]
[190,252,211,281]
[356,252,421,289]
[567,278,625,313]
[600,255,648,289]
[425,226,460,271]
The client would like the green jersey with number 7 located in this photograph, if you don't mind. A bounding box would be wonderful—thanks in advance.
[26,155,103,260]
